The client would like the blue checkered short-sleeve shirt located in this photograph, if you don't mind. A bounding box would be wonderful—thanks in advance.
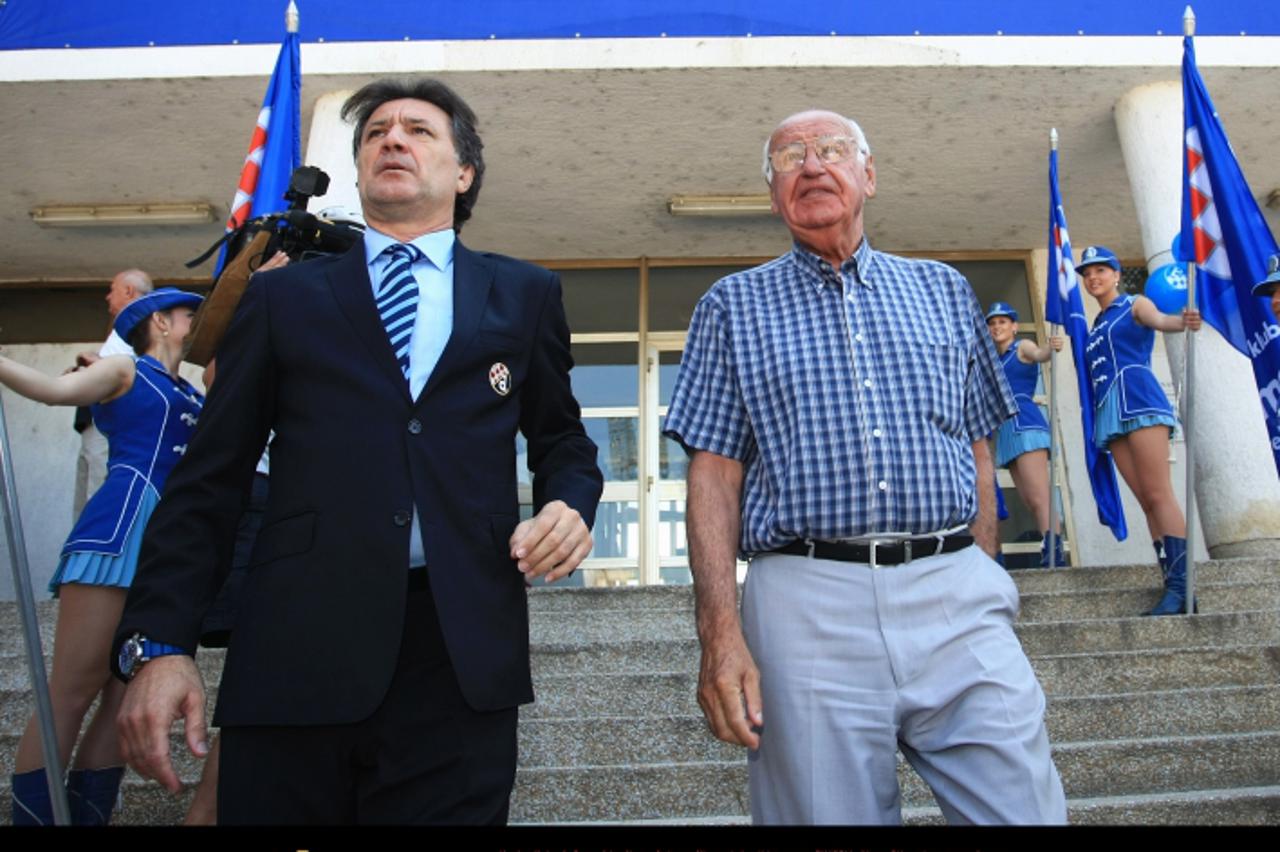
[664,239,1016,555]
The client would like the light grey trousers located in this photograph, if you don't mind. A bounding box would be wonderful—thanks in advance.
[742,545,1067,825]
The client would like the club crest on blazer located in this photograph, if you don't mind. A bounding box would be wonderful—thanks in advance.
[489,362,511,396]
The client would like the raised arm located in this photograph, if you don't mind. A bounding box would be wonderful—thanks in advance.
[0,351,134,407]
[1016,335,1064,364]
[1132,294,1203,333]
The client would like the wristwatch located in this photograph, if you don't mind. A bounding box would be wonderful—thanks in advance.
[118,632,186,681]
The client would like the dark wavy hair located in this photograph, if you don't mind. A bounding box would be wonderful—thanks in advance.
[341,78,485,232]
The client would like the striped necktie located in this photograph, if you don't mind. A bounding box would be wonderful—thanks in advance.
[376,243,421,379]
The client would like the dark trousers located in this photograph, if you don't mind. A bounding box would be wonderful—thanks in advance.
[217,571,518,824]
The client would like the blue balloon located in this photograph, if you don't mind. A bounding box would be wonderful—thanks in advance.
[1144,263,1193,314]
[1170,232,1185,262]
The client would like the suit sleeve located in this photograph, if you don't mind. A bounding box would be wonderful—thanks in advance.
[518,271,604,530]
[112,275,278,671]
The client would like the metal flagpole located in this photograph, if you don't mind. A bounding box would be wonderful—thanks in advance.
[1047,128,1062,570]
[0,392,72,824]
[1182,6,1198,616]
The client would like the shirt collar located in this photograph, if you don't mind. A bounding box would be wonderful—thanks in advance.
[363,226,456,271]
[789,237,876,293]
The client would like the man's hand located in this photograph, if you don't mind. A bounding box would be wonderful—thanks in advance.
[62,351,100,375]
[116,655,209,794]
[509,499,592,583]
[697,626,763,749]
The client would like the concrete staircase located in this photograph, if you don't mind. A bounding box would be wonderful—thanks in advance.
[1,556,1277,825]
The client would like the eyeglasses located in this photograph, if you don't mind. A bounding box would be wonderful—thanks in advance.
[768,135,862,175]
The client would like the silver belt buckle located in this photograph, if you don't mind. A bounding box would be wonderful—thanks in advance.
[868,538,902,569]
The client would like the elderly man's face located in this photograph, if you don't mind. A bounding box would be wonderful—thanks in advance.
[1271,288,1280,322]
[105,273,136,317]
[356,98,474,225]
[767,112,875,238]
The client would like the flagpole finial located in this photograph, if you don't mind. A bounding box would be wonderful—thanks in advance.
[1183,6,1195,37]
[1050,128,1058,151]
[286,1,299,33]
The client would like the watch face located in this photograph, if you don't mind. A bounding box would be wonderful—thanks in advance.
[119,635,143,677]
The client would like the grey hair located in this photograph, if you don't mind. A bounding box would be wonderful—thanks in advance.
[762,111,871,184]
[117,268,154,295]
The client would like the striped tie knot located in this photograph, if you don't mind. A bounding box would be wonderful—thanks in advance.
[377,243,422,379]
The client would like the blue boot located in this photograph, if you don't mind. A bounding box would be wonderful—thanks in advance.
[10,768,56,826]
[66,766,124,826]
[1145,535,1197,616]
[1039,532,1066,568]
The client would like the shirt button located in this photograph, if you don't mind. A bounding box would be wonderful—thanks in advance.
[407,418,423,435]
[872,428,883,438]
[863,379,873,388]
[854,333,864,342]
[878,481,888,491]
[392,510,411,527]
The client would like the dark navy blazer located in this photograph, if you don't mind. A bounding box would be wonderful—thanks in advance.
[115,240,602,724]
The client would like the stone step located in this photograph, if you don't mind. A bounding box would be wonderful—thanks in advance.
[7,681,1276,780]
[520,644,1280,719]
[2,777,1278,827]
[1032,644,1280,697]
[523,609,1280,677]
[513,684,1280,769]
[506,730,1280,821]
[1016,581,1280,622]
[511,785,1280,827]
[2,556,1272,640]
[3,608,1276,695]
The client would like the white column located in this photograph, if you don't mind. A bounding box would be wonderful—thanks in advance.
[302,90,360,215]
[1116,81,1280,558]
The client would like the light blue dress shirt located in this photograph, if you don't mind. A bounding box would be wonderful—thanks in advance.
[363,227,456,568]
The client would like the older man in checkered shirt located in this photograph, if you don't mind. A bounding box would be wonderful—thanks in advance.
[663,110,1067,825]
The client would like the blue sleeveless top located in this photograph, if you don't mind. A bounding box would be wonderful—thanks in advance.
[1085,294,1174,419]
[999,343,1049,433]
[61,355,204,557]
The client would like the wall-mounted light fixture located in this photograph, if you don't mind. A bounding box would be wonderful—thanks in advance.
[30,203,217,228]
[667,194,773,217]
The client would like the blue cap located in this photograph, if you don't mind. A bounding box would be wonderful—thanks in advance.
[113,287,205,344]
[1075,245,1121,273]
[985,302,1018,322]
[1252,253,1280,297]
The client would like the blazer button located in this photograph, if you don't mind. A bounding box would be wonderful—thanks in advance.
[407,418,423,435]
[392,510,411,527]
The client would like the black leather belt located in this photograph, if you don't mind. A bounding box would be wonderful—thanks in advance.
[771,532,974,566]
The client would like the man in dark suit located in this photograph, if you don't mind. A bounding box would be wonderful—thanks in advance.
[111,78,603,824]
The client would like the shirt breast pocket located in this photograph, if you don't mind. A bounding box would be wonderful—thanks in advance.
[899,329,966,429]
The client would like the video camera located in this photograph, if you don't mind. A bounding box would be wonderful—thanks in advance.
[184,165,365,365]
[188,165,365,270]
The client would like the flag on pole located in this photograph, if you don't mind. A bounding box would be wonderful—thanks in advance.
[1045,145,1128,541]
[1180,31,1280,475]
[217,1,301,275]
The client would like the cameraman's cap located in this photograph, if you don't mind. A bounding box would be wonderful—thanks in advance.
[1075,245,1121,273]
[985,302,1019,323]
[113,288,205,344]
[1252,253,1280,297]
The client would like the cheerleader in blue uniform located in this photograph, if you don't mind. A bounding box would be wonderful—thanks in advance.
[1077,246,1201,616]
[985,302,1064,567]
[1,288,203,824]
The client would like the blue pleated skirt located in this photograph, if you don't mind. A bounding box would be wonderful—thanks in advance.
[48,486,159,596]
[1093,384,1178,450]
[995,421,1051,468]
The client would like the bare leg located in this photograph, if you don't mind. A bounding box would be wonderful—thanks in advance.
[14,584,127,773]
[1108,427,1184,541]
[183,734,220,826]
[70,677,126,769]
[1008,449,1056,534]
